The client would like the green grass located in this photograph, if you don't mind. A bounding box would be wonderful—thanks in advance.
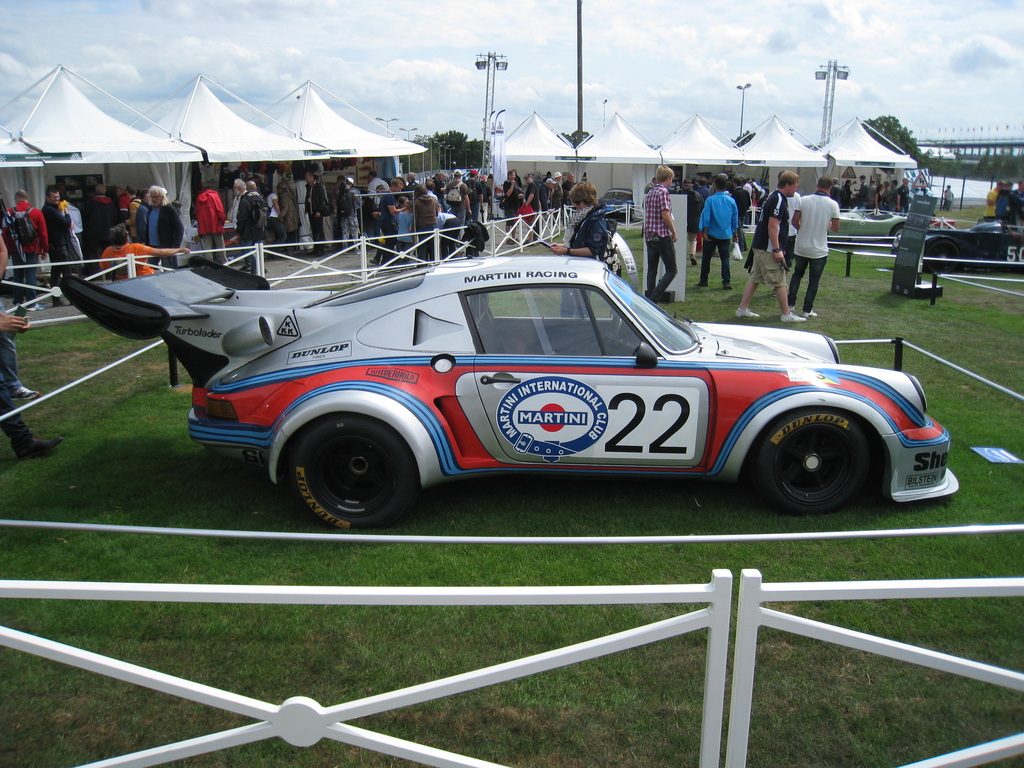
[1,252,1023,768]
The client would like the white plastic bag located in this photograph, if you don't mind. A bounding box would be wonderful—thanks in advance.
[731,241,743,261]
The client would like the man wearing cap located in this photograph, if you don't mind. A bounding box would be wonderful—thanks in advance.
[444,171,471,227]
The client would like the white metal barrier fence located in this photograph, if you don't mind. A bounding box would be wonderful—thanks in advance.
[2,566,1022,768]
[1,571,734,768]
[14,208,569,305]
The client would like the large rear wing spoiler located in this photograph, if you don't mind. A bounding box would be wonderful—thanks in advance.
[61,257,270,340]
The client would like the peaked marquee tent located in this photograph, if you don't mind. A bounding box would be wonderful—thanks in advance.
[0,67,201,203]
[575,113,661,202]
[143,76,329,163]
[822,118,917,170]
[265,81,426,159]
[505,112,576,162]
[740,115,826,168]
[659,114,743,166]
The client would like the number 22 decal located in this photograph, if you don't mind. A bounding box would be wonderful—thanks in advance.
[605,392,691,454]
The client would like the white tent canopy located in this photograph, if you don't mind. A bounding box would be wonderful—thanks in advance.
[0,67,201,164]
[144,76,329,162]
[505,112,576,162]
[822,118,917,170]
[265,82,426,158]
[659,115,743,165]
[740,115,826,168]
[0,135,42,167]
[575,113,661,164]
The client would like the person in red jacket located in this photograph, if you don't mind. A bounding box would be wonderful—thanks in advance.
[2,190,49,311]
[195,183,226,263]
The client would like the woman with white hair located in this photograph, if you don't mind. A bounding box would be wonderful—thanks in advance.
[145,184,184,269]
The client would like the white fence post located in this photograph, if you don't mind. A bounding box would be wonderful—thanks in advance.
[724,569,764,768]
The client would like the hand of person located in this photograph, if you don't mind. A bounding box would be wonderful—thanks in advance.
[0,314,30,334]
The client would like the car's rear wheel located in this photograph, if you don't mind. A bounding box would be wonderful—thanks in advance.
[754,409,869,515]
[923,240,961,272]
[289,415,419,529]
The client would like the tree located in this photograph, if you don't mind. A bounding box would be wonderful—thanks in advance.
[864,116,921,161]
[562,130,591,148]
[423,131,484,172]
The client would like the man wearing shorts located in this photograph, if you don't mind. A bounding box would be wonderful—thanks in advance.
[735,170,805,323]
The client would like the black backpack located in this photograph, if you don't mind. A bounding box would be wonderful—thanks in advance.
[9,207,37,245]
[247,194,268,231]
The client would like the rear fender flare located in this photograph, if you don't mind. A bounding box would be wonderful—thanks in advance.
[267,389,443,489]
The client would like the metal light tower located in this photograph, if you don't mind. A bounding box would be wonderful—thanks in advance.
[815,60,849,145]
[736,83,751,139]
[476,52,507,173]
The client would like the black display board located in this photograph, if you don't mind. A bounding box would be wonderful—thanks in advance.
[892,194,940,299]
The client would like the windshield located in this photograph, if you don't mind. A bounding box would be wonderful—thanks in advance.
[605,272,699,354]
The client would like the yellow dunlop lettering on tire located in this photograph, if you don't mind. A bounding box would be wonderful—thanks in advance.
[295,466,351,529]
[770,413,849,444]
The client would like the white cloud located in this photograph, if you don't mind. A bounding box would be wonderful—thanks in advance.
[0,0,1021,144]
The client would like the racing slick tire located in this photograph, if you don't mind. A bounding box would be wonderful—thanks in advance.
[754,408,869,515]
[289,415,420,529]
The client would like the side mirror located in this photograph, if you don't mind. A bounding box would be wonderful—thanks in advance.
[634,342,658,369]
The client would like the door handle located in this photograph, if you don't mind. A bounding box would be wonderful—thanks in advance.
[480,372,521,385]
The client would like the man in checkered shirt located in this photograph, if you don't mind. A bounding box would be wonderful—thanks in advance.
[643,165,679,302]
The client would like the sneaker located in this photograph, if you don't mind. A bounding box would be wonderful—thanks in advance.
[735,308,760,318]
[11,387,41,400]
[695,282,708,288]
[723,283,733,290]
[15,436,63,459]
[801,310,818,318]
[781,313,807,323]
[689,256,697,266]
[28,303,47,312]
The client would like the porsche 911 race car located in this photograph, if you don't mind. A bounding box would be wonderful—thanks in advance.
[62,256,957,529]
[922,220,1024,270]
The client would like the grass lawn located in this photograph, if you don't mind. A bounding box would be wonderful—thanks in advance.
[1,241,1022,768]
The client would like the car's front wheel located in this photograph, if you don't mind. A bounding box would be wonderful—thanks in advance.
[288,415,420,528]
[754,409,869,514]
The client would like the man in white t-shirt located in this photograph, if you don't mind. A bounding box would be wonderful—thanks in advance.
[787,175,841,318]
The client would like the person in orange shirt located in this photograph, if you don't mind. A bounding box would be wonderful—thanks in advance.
[100,224,188,280]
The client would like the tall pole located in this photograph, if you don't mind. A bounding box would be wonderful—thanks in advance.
[736,83,751,140]
[476,53,507,174]
[576,0,583,146]
[816,60,849,146]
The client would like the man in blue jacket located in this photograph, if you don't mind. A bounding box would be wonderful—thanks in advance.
[696,174,739,290]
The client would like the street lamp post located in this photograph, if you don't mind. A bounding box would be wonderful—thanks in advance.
[375,116,399,133]
[815,60,850,145]
[736,83,751,139]
[475,52,508,174]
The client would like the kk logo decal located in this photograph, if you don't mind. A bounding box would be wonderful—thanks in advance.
[277,315,300,338]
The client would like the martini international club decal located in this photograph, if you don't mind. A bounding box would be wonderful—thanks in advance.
[497,376,608,462]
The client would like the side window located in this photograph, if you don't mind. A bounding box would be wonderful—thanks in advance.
[466,286,643,357]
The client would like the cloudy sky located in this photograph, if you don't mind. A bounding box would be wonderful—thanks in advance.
[1,0,1022,149]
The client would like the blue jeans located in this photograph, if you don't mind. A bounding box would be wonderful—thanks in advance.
[11,250,39,306]
[700,237,733,285]
[788,255,828,313]
[0,317,24,394]
[645,236,677,301]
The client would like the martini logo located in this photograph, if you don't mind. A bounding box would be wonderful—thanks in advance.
[276,315,300,338]
[496,376,608,462]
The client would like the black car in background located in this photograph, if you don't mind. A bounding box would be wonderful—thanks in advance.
[923,221,1024,270]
